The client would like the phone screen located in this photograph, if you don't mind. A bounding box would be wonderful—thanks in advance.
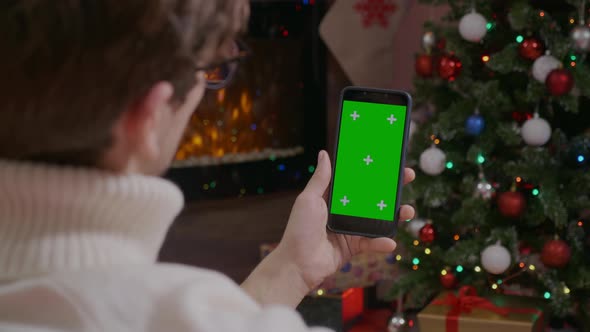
[330,99,408,222]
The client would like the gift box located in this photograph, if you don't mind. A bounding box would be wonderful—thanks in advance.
[417,286,546,332]
[260,243,399,293]
[297,288,365,331]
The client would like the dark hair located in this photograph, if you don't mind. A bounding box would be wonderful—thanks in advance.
[0,0,247,166]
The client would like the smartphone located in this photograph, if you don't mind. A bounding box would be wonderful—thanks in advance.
[327,87,412,238]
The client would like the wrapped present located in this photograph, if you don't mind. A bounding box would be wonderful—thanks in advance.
[260,242,399,293]
[417,286,546,332]
[297,288,365,331]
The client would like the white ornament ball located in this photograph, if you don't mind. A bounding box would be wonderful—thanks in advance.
[419,146,447,176]
[407,219,427,238]
[481,244,512,274]
[532,55,561,83]
[459,11,488,42]
[521,117,552,146]
[571,24,590,51]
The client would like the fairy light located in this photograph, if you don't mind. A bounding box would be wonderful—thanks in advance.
[491,283,498,290]
[453,234,460,241]
[519,262,526,268]
[578,155,585,162]
[396,254,402,261]
[413,240,420,246]
[482,55,490,62]
[456,265,464,273]
[412,258,421,265]
[571,55,577,61]
[446,161,454,169]
[430,134,436,140]
[515,176,522,183]
[203,184,210,190]
[571,61,577,67]
[516,35,524,43]
[425,248,432,255]
[532,188,540,196]
[544,291,551,299]
[477,154,486,164]
[529,264,536,271]
[474,266,482,272]
[564,286,571,294]
[578,220,584,227]
[441,270,448,276]
[317,289,324,296]
[412,265,419,271]
[434,138,441,145]
[539,11,545,17]
[486,22,493,30]
[570,18,576,24]
[497,279,503,285]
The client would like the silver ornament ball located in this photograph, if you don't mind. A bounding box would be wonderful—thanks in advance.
[481,243,512,275]
[422,31,436,51]
[419,146,447,176]
[532,54,561,83]
[571,24,590,51]
[388,313,407,332]
[459,11,488,42]
[521,117,552,146]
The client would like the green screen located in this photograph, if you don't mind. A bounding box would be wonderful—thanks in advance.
[330,100,407,222]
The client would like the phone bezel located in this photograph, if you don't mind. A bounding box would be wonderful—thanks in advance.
[327,86,413,238]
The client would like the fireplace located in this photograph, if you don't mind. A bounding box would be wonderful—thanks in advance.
[165,0,327,200]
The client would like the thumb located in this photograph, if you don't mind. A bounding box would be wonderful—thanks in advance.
[303,150,332,197]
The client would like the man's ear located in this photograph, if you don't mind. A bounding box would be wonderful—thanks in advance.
[123,82,174,161]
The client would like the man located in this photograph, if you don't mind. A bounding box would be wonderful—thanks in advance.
[0,1,415,330]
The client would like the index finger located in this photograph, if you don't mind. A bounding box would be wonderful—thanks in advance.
[403,168,415,185]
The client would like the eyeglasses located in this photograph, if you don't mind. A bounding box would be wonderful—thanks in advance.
[195,40,251,90]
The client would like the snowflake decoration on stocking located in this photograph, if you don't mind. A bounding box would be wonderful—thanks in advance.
[354,0,398,28]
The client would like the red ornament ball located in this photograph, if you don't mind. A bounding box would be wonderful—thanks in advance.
[497,191,526,218]
[518,38,545,60]
[415,54,434,78]
[438,54,462,81]
[541,239,571,268]
[419,224,436,244]
[546,69,574,96]
[440,272,457,289]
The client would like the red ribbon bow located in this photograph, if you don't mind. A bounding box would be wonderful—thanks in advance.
[433,286,510,332]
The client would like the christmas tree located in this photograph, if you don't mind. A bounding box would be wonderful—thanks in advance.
[390,0,590,326]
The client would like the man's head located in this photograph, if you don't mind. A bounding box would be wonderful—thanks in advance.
[0,0,248,174]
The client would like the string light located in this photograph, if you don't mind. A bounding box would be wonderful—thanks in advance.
[474,266,482,272]
[446,161,454,169]
[210,181,217,189]
[441,270,448,276]
[491,283,498,290]
[396,254,402,261]
[564,286,571,294]
[317,289,324,296]
[519,262,526,268]
[482,55,490,62]
[203,184,210,190]
[497,279,503,285]
[571,55,577,61]
[453,234,460,241]
[412,265,419,271]
[308,166,315,173]
[486,22,493,30]
[570,18,576,24]
[412,258,420,265]
[539,11,545,17]
[578,221,584,227]
[571,61,577,67]
[543,291,551,299]
[477,154,486,164]
[456,265,464,273]
[434,138,441,145]
[515,176,522,183]
[413,240,420,246]
[430,134,436,140]
[578,155,585,163]
[425,248,432,255]
[529,264,536,271]
[516,35,524,43]
[532,188,540,196]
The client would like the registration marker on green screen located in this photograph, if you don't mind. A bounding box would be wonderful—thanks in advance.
[330,100,407,222]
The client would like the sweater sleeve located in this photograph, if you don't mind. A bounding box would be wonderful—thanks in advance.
[148,271,332,332]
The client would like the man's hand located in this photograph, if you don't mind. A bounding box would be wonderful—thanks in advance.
[277,150,415,291]
[242,151,415,307]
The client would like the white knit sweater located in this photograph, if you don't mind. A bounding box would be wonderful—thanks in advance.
[0,161,329,332]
